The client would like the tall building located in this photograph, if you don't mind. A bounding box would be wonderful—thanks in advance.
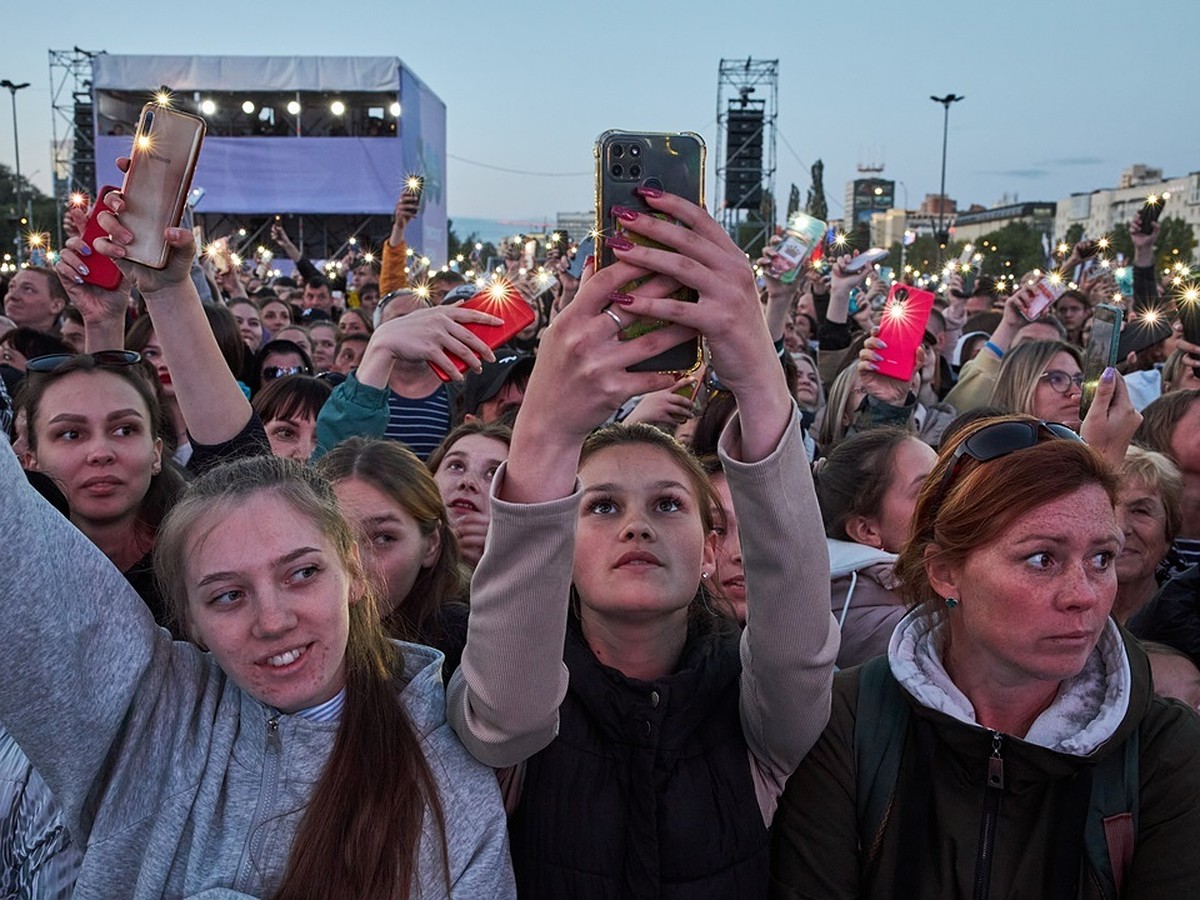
[1054,165,1200,257]
[843,178,895,232]
[555,211,594,244]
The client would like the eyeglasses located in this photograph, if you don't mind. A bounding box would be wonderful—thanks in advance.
[262,365,311,381]
[27,350,142,374]
[1040,369,1085,394]
[929,419,1083,523]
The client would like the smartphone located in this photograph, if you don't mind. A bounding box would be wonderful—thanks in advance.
[1138,194,1168,235]
[842,247,889,274]
[1025,272,1068,320]
[1178,287,1200,346]
[1079,304,1123,418]
[771,212,827,283]
[79,186,125,291]
[949,243,979,298]
[522,238,537,271]
[429,284,537,381]
[595,129,705,372]
[119,103,206,268]
[875,284,935,382]
[566,235,594,280]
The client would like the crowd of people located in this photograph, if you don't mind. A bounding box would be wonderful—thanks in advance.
[2,157,1200,898]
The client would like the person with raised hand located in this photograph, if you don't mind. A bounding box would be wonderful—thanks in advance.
[448,188,839,899]
[313,301,503,459]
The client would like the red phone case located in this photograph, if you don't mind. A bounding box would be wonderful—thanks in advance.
[429,284,537,381]
[875,284,935,382]
[79,186,124,291]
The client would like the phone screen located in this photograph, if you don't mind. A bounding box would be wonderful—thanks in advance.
[1079,304,1123,418]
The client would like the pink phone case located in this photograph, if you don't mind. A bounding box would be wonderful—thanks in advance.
[875,284,935,382]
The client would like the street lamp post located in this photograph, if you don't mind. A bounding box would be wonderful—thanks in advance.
[930,93,964,257]
[1,79,31,264]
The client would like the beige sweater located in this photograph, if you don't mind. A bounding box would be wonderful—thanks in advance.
[446,410,840,824]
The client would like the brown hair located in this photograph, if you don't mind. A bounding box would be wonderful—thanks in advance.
[1135,389,1200,463]
[896,414,1119,614]
[153,455,448,899]
[813,427,914,541]
[581,422,715,534]
[317,437,468,639]
[426,419,513,475]
[251,374,332,431]
[21,356,184,544]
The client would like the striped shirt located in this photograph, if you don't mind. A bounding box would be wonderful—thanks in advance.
[384,384,452,460]
[294,689,346,723]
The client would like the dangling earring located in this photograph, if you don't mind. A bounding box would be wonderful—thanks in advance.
[945,596,959,609]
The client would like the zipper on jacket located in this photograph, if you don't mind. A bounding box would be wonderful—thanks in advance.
[234,715,284,894]
[972,731,1004,900]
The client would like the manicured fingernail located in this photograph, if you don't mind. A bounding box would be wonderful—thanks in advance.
[77,263,90,276]
[636,185,663,199]
[872,352,884,362]
[583,255,594,269]
[73,274,84,284]
[112,245,126,258]
[608,291,635,305]
[1102,366,1116,382]
[611,205,638,222]
[867,362,878,371]
[875,339,888,349]
[608,235,634,252]
[79,243,92,256]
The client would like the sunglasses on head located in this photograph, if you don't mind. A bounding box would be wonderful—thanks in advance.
[262,365,311,381]
[928,419,1083,522]
[27,350,142,374]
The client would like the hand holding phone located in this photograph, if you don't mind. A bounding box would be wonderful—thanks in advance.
[874,284,935,382]
[1138,193,1168,235]
[842,247,889,274]
[118,103,206,269]
[1025,271,1068,320]
[1079,303,1123,419]
[429,283,536,381]
[79,187,125,291]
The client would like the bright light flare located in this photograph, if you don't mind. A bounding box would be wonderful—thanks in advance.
[832,231,849,248]
[487,279,512,302]
[136,134,152,151]
[883,298,912,326]
[1056,241,1069,255]
[413,282,431,301]
[27,232,45,248]
[362,252,375,264]
[69,192,87,207]
[1097,237,1110,251]
[406,175,423,194]
[154,90,172,107]
[1142,308,1162,326]
[330,100,346,116]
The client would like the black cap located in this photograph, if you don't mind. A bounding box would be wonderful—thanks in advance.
[460,350,535,415]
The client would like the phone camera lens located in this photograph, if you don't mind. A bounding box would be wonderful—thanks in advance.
[612,145,624,158]
[612,164,624,177]
[629,165,642,179]
[143,110,155,131]
[629,144,642,158]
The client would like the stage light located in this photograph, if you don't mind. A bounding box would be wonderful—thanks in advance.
[200,99,216,115]
[241,100,255,114]
[287,100,301,115]
[390,101,401,117]
[330,100,346,116]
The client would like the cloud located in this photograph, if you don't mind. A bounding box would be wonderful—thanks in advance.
[978,168,1050,179]
[1032,156,1105,167]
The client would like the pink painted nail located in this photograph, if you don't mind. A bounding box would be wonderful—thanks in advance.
[636,185,664,199]
[608,292,635,305]
[611,205,638,222]
[607,234,634,252]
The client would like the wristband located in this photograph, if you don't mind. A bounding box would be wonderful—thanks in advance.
[985,341,1005,359]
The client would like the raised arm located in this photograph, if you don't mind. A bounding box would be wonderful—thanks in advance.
[447,257,691,767]
[0,440,164,839]
[91,181,252,445]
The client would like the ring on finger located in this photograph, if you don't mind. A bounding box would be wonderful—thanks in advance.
[603,308,624,331]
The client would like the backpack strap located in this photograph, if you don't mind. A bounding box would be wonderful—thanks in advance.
[1085,728,1139,899]
[853,656,911,858]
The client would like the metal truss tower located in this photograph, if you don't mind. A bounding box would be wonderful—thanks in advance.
[49,47,99,247]
[715,59,778,255]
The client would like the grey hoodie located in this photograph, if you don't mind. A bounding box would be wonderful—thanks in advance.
[0,441,515,898]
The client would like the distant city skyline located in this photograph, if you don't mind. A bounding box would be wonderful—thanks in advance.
[3,0,1197,226]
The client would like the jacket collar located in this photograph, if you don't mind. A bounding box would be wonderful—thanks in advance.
[887,608,1131,756]
[827,538,897,579]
